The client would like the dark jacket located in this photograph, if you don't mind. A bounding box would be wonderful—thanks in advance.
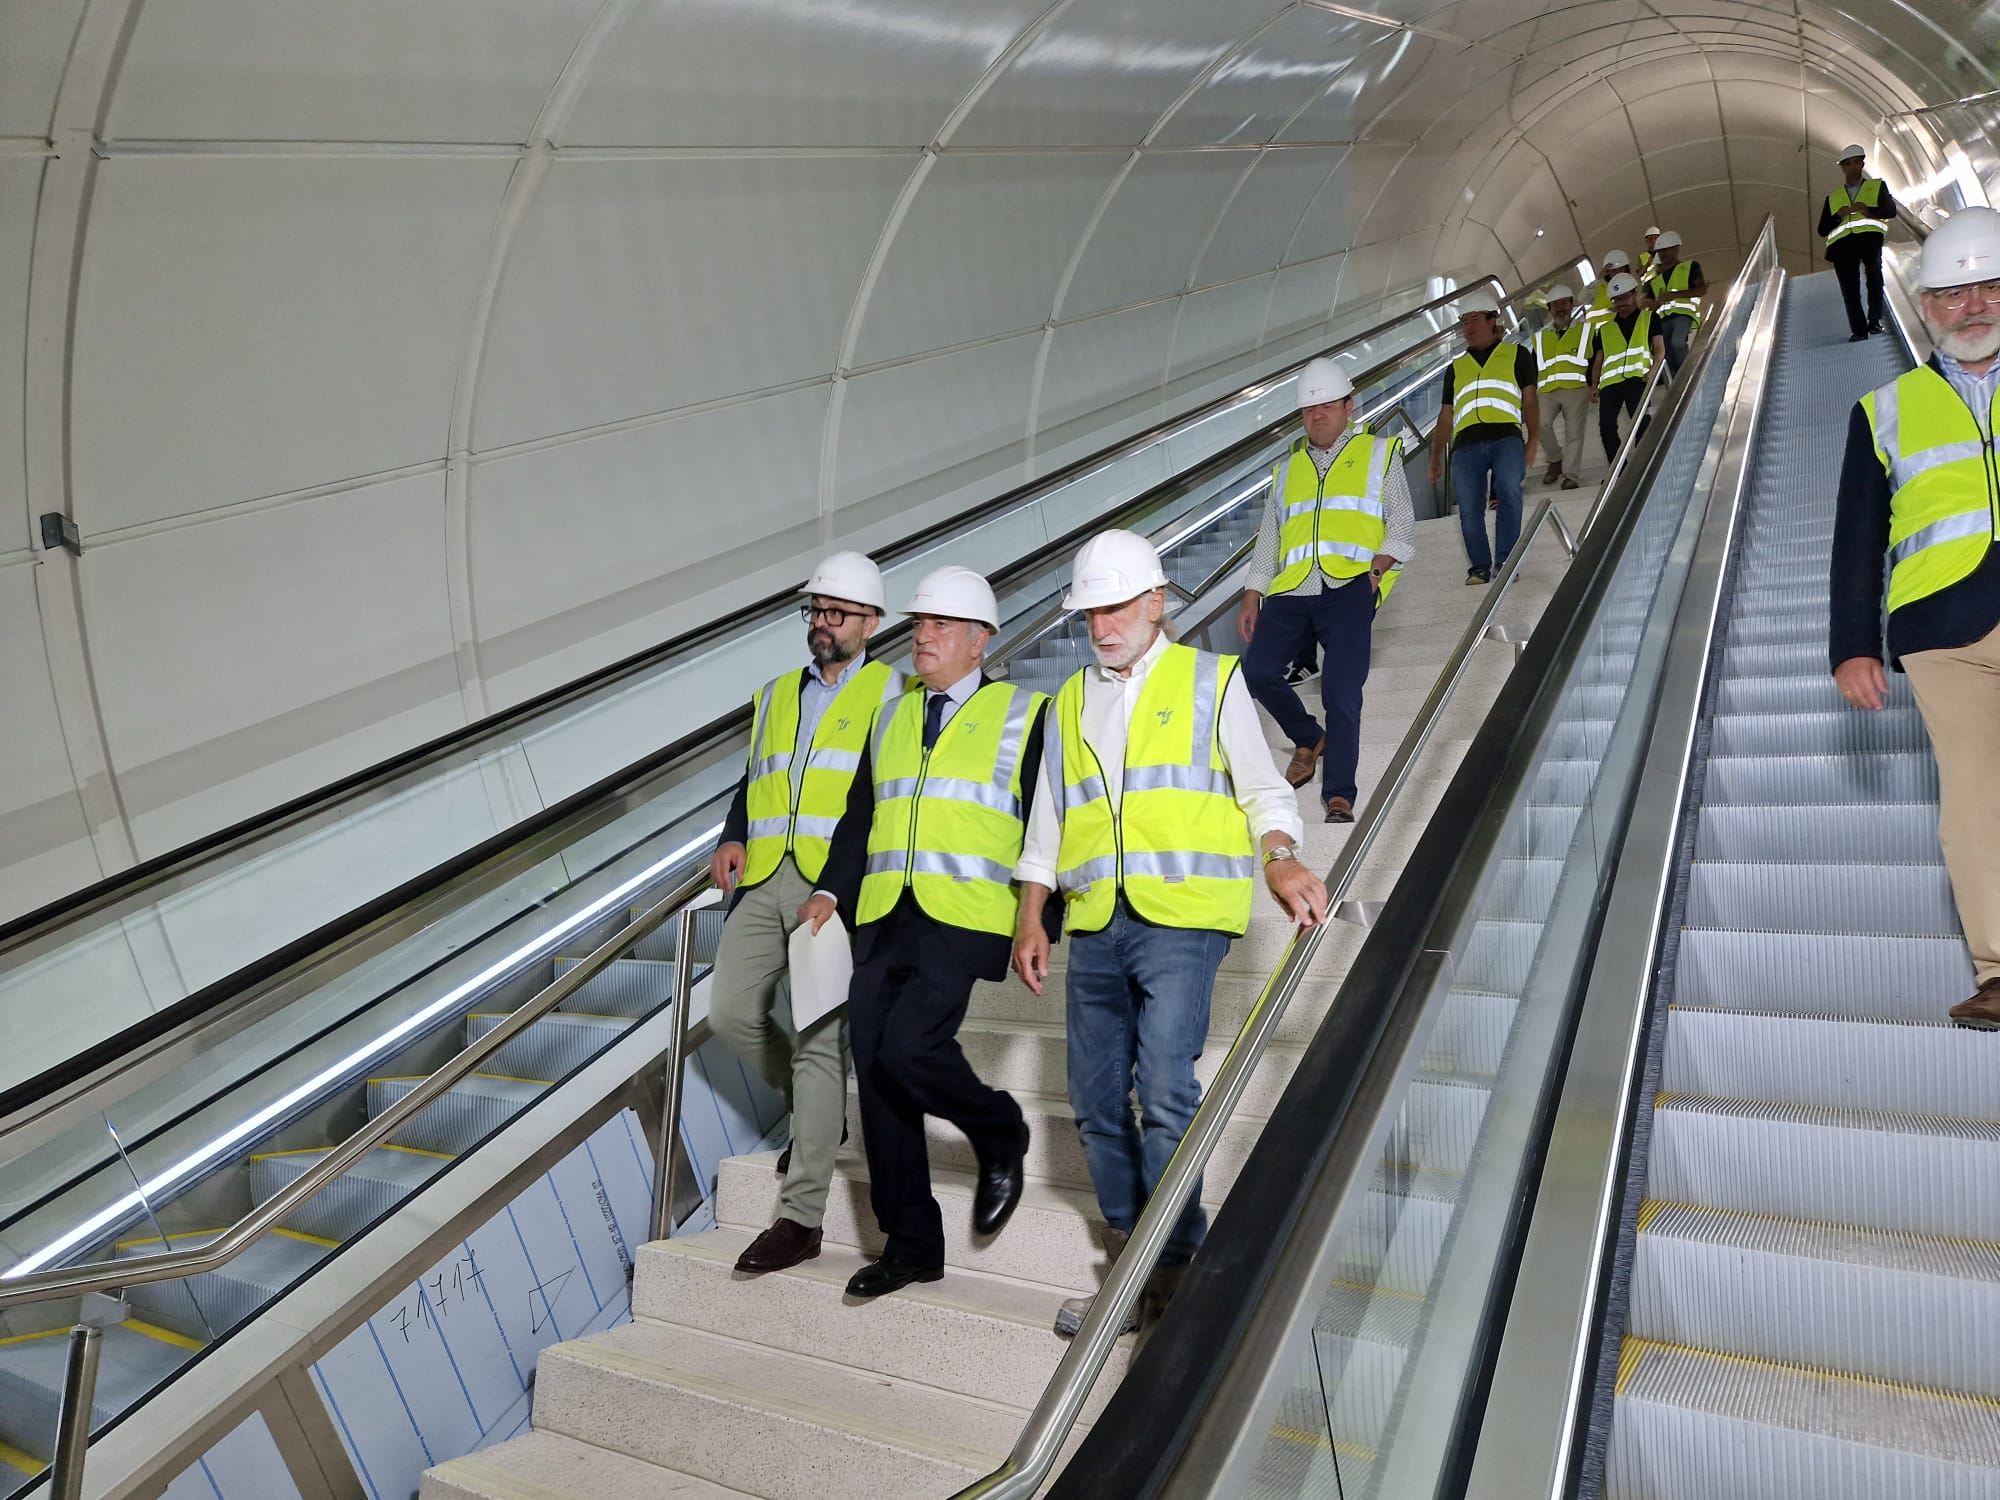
[819,675,1051,981]
[1829,355,2000,669]
[1816,180,1897,260]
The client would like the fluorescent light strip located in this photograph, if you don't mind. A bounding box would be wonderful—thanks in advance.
[5,821,724,1281]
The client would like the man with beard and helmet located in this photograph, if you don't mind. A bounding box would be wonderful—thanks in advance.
[1013,529,1325,1335]
[707,551,907,1274]
[1832,206,2000,1029]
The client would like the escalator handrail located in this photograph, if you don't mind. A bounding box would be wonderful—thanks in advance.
[1027,219,1781,1500]
[0,276,1516,959]
[0,310,1497,1141]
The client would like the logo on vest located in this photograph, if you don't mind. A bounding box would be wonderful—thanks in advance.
[836,716,851,731]
[1156,708,1174,726]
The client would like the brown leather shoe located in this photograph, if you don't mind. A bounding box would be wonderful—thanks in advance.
[734,1217,822,1273]
[1285,738,1325,788]
[1948,978,2000,1030]
[1543,462,1561,485]
[1324,796,1355,824]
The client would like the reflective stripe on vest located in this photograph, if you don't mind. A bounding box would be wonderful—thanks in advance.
[1451,344,1526,434]
[1597,312,1655,387]
[1268,429,1402,597]
[741,659,907,887]
[1862,366,2000,614]
[1647,262,1701,325]
[1535,321,1593,391]
[1047,644,1256,936]
[857,681,1045,936]
[1584,282,1616,331]
[1826,179,1889,248]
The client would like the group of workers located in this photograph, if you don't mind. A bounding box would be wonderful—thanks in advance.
[689,143,1991,1340]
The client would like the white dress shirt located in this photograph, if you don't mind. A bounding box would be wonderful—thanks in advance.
[1014,631,1304,890]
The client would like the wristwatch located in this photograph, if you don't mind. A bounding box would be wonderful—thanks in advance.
[1263,844,1299,867]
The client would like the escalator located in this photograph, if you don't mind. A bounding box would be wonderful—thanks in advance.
[1039,233,1997,1497]
[0,273,1539,1498]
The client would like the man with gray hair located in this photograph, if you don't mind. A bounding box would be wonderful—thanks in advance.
[1831,206,2000,1027]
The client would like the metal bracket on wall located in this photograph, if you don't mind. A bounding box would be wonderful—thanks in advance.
[39,512,82,556]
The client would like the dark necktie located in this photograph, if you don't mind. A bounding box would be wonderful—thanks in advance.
[923,690,947,750]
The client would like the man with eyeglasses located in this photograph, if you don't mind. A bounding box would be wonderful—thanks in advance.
[708,552,907,1274]
[1832,207,2000,1029]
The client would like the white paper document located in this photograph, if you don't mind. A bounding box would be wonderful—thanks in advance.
[787,912,855,1030]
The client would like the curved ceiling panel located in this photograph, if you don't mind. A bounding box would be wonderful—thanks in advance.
[2,0,1995,920]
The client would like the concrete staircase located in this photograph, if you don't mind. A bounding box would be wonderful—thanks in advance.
[422,483,1598,1500]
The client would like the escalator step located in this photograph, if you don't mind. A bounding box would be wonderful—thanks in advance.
[465,1011,630,1084]
[368,1073,548,1155]
[113,1226,334,1341]
[1675,929,1972,1018]
[1629,1201,2000,1398]
[247,1144,451,1243]
[552,956,677,1018]
[1700,750,1937,805]
[1692,803,1940,864]
[1686,861,1960,935]
[0,1322,198,1464]
[1707,709,1928,758]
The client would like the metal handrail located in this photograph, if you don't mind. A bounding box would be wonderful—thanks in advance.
[0,863,708,1308]
[952,494,1579,1500]
[1587,359,1668,530]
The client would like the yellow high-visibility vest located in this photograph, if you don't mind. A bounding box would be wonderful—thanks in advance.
[741,659,907,887]
[1267,430,1404,603]
[1597,312,1656,387]
[1450,344,1526,435]
[1535,321,1593,392]
[1647,261,1702,326]
[1862,365,2000,614]
[857,681,1046,936]
[1048,644,1256,936]
[1826,179,1888,249]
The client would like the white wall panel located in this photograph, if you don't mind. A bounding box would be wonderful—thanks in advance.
[853,152,1123,366]
[70,156,508,535]
[0,0,85,138]
[1265,253,1342,341]
[1642,140,1734,199]
[1060,152,1249,319]
[80,472,464,857]
[833,332,1040,525]
[952,0,1285,148]
[1152,7,1373,146]
[469,384,829,705]
[1036,299,1177,438]
[564,0,1042,148]
[1626,85,1725,157]
[106,0,596,143]
[475,155,909,451]
[0,561,102,925]
[1169,274,1272,381]
[0,158,39,552]
[1194,148,1343,286]
[1285,163,1361,268]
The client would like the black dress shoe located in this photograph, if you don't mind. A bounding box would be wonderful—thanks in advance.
[734,1217,822,1273]
[1867,320,1883,334]
[1849,332,1868,342]
[974,1122,1029,1236]
[845,1258,943,1298]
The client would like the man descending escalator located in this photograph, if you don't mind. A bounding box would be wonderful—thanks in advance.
[1011,530,1326,1336]
[1238,356,1414,823]
[708,552,908,1274]
[802,567,1046,1298]
[1642,230,1706,376]
[1819,144,1897,342]
[1831,207,2000,1028]
[1429,289,1540,587]
[1587,273,1667,467]
[1535,284,1593,490]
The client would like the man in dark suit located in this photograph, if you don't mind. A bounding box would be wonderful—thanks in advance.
[799,565,1051,1297]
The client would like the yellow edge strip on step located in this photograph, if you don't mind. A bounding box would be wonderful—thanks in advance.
[0,1327,69,1347]
[1639,1197,2000,1253]
[275,1226,341,1248]
[1268,1423,1378,1463]
[382,1143,456,1160]
[1634,1200,1663,1235]
[0,1439,46,1476]
[117,1228,226,1250]
[1618,1337,2000,1411]
[247,1148,324,1161]
[127,1318,203,1352]
[467,1011,633,1024]
[1331,1277,1426,1305]
[367,1073,555,1087]
[117,1225,339,1253]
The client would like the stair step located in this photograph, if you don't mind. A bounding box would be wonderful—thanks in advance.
[247,1143,450,1242]
[113,1226,333,1340]
[368,1073,548,1156]
[530,1320,1017,1498]
[954,1018,1306,1117]
[1631,1201,2000,1397]
[1648,1095,2000,1241]
[421,1429,756,1500]
[632,1230,1130,1414]
[1608,1338,2000,1499]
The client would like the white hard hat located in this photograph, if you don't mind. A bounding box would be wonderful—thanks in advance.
[1458,289,1502,317]
[906,565,999,630]
[1653,230,1682,250]
[1063,530,1168,610]
[1294,356,1354,408]
[1644,225,1662,238]
[1546,284,1576,304]
[1603,249,1631,269]
[1607,272,1641,297]
[1839,143,1867,162]
[1921,207,2000,291]
[803,549,887,613]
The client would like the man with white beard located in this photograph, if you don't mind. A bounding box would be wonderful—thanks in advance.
[1831,206,2000,1028]
[1011,529,1326,1334]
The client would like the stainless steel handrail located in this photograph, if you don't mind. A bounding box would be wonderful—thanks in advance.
[952,493,1579,1500]
[0,862,709,1308]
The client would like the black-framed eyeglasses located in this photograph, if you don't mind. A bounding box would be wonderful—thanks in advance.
[801,604,859,626]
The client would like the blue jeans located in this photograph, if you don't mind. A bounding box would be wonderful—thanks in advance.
[1450,434,1525,576]
[1240,579,1375,803]
[1065,903,1231,1262]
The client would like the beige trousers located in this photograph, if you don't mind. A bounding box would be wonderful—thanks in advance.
[1902,621,2000,987]
[1540,386,1591,476]
[708,858,852,1226]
